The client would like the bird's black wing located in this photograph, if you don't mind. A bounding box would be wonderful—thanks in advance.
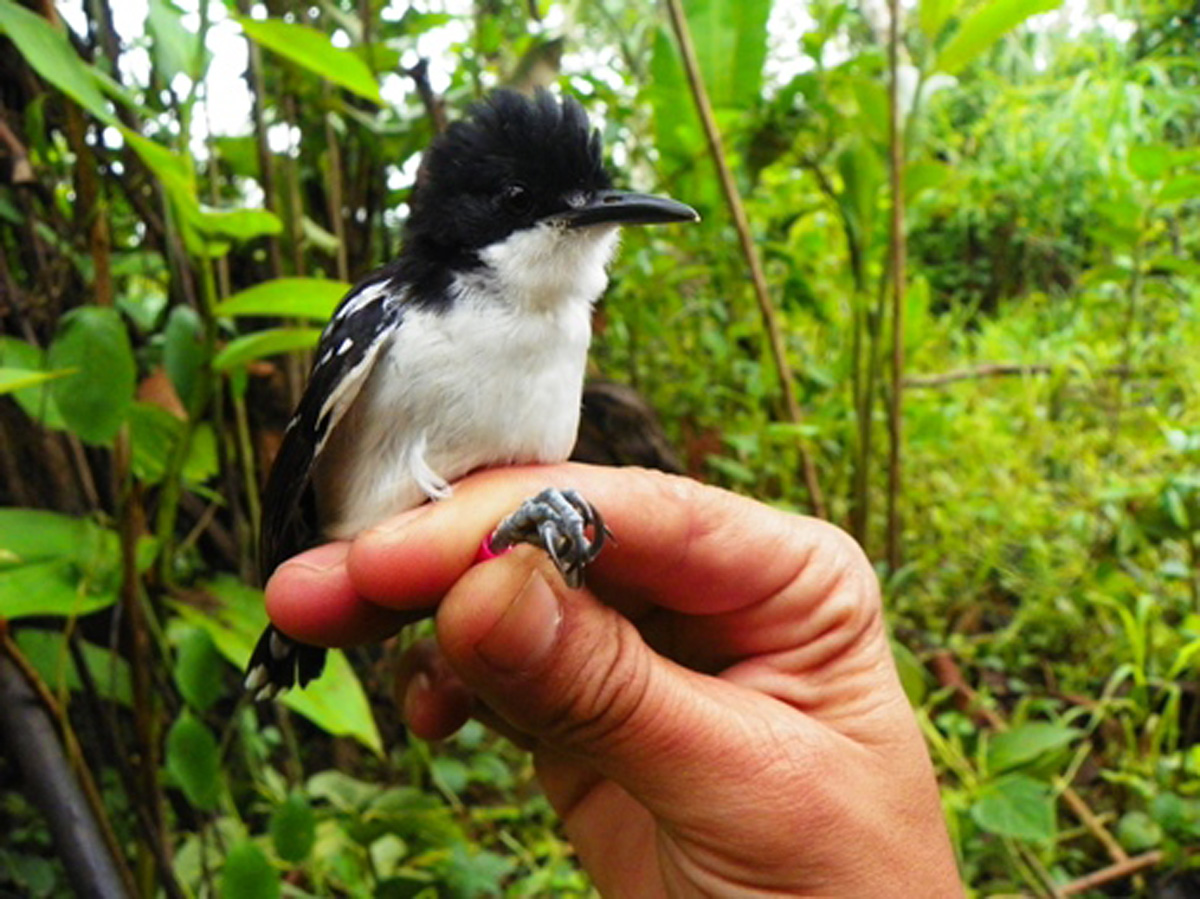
[247,276,405,696]
[258,276,405,580]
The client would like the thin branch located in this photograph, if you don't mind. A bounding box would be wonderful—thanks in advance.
[885,0,906,572]
[663,0,826,518]
[904,363,1141,388]
[1057,851,1163,895]
[407,59,447,134]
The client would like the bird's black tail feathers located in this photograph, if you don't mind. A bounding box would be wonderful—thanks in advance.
[244,626,327,700]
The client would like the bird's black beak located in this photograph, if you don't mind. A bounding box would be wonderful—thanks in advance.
[552,190,699,229]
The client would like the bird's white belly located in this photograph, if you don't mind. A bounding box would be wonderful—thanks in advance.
[315,299,592,538]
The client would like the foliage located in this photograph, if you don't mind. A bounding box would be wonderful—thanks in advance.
[1,0,1199,895]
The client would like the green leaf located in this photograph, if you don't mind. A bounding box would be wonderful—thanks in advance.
[1117,811,1162,852]
[970,774,1056,842]
[678,0,772,109]
[119,129,197,212]
[146,0,209,83]
[0,337,67,428]
[174,627,223,712]
[48,306,136,445]
[0,366,74,395]
[430,757,470,796]
[1150,792,1200,840]
[214,278,350,321]
[213,328,322,372]
[14,629,132,705]
[0,0,114,123]
[237,17,382,104]
[934,0,1063,76]
[920,0,957,41]
[189,206,282,241]
[271,792,317,864]
[1129,143,1171,182]
[165,711,220,811]
[163,305,207,417]
[906,162,951,202]
[172,577,383,754]
[647,0,770,191]
[221,842,281,899]
[443,844,516,898]
[891,639,929,705]
[987,723,1080,773]
[0,509,123,619]
[1158,174,1200,204]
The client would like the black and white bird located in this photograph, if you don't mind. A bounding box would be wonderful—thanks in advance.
[244,90,697,698]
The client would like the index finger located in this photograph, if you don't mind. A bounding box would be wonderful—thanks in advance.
[347,463,860,620]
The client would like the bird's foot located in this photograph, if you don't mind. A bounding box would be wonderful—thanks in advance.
[486,488,609,589]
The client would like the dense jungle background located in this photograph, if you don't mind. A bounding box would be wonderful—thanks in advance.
[1,0,1199,894]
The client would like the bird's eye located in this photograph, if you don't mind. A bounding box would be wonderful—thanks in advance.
[501,184,533,216]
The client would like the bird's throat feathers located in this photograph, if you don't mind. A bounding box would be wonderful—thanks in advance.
[464,222,620,314]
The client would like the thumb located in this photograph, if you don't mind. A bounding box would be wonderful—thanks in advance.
[434,549,828,825]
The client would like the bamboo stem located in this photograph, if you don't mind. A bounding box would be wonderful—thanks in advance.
[663,0,826,518]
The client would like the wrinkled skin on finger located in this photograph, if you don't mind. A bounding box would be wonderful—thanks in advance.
[266,465,963,897]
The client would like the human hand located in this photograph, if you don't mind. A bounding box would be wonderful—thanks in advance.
[266,465,962,896]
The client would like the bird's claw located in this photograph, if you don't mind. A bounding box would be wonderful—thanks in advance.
[488,488,609,588]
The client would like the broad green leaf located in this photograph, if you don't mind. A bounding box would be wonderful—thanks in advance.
[837,138,883,245]
[678,0,773,109]
[890,638,929,705]
[237,17,383,104]
[0,509,121,619]
[0,367,73,395]
[1158,174,1200,204]
[119,129,196,210]
[443,844,516,899]
[1150,792,1200,840]
[0,0,113,123]
[172,577,383,753]
[222,843,281,899]
[174,627,223,712]
[163,305,207,417]
[0,337,66,428]
[14,629,132,705]
[146,0,209,83]
[215,278,351,321]
[1129,143,1171,182]
[969,774,1056,842]
[48,306,136,445]
[165,711,220,811]
[128,403,218,485]
[430,757,470,796]
[213,328,321,372]
[934,0,1063,76]
[920,0,957,41]
[987,722,1080,773]
[647,0,770,193]
[1116,811,1162,852]
[189,206,282,241]
[906,162,951,202]
[271,792,317,864]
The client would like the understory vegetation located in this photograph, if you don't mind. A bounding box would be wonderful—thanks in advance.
[1,0,1199,895]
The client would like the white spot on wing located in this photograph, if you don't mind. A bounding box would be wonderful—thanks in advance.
[337,337,354,355]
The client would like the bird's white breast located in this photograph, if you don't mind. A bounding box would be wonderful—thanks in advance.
[315,224,618,538]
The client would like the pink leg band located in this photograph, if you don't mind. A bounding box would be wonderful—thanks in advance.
[475,536,513,564]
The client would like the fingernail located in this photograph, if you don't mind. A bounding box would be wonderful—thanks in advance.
[476,571,562,674]
[402,671,430,724]
[278,541,349,574]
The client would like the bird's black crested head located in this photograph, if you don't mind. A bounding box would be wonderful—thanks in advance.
[404,90,612,260]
